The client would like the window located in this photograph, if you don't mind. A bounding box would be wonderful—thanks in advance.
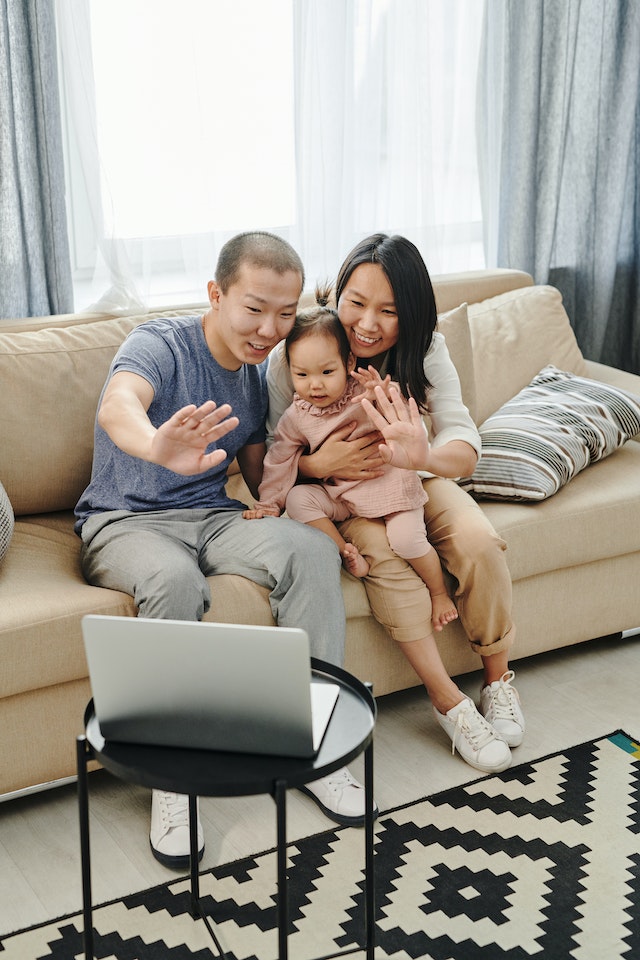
[91,1,295,239]
[56,0,485,311]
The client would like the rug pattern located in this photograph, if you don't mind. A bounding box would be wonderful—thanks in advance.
[2,731,639,960]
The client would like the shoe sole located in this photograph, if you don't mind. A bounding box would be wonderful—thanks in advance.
[150,839,205,870]
[459,752,512,774]
[298,785,379,827]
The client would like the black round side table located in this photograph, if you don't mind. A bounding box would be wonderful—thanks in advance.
[77,658,376,960]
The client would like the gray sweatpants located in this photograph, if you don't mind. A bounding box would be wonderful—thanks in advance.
[80,508,345,666]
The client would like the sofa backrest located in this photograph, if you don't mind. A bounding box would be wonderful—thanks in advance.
[0,270,534,517]
[0,307,202,515]
[467,284,588,424]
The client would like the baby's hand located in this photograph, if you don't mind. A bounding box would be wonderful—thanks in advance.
[351,366,393,403]
[242,505,280,520]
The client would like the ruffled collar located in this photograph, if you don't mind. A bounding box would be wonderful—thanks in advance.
[294,376,362,417]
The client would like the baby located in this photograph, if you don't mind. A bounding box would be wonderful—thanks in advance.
[244,289,458,632]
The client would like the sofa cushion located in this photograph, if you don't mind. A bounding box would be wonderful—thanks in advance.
[468,285,588,425]
[436,303,476,421]
[480,440,640,581]
[0,308,202,516]
[0,317,145,515]
[0,515,136,699]
[459,366,640,501]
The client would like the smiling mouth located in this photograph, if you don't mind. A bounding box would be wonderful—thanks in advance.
[353,331,380,346]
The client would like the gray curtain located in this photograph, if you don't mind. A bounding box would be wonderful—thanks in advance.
[0,0,73,318]
[477,0,640,374]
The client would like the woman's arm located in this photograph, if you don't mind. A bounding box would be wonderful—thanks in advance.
[361,386,478,476]
[422,439,478,478]
[422,332,482,459]
[298,424,385,480]
[266,342,293,443]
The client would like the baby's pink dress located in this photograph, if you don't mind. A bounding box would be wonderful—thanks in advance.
[257,379,427,517]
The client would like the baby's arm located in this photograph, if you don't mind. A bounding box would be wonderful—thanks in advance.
[242,408,304,519]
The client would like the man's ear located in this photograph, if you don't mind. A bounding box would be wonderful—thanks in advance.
[207,280,221,307]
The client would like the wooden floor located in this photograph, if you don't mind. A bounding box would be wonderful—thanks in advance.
[1,630,639,936]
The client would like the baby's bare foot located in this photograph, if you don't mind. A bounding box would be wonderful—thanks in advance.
[342,542,370,578]
[431,592,458,632]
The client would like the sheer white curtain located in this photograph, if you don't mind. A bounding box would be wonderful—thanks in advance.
[55,0,484,313]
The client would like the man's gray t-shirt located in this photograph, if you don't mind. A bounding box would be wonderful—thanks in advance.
[74,315,267,532]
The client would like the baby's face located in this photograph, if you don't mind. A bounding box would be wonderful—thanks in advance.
[288,334,349,408]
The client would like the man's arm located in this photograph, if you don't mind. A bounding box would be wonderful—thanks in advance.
[98,371,239,476]
[236,441,267,500]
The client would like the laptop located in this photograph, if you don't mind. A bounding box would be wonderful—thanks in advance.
[81,615,340,759]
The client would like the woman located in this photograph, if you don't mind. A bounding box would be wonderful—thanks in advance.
[248,290,458,630]
[267,233,524,774]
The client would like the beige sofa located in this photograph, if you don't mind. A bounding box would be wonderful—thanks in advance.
[1,268,639,798]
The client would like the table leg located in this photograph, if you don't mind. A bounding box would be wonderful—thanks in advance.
[364,739,376,960]
[275,778,288,960]
[188,794,200,918]
[187,796,226,957]
[76,736,94,960]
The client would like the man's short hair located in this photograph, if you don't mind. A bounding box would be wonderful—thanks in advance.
[215,232,305,293]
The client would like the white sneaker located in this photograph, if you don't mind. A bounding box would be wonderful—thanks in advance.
[149,790,204,869]
[480,670,525,747]
[433,698,512,773]
[299,767,378,826]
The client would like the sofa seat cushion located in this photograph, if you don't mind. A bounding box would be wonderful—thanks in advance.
[479,440,640,581]
[0,514,136,699]
[0,510,374,701]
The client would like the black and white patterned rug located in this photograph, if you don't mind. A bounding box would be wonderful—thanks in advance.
[2,731,639,960]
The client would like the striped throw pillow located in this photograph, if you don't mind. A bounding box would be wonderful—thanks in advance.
[458,365,640,501]
[0,482,14,563]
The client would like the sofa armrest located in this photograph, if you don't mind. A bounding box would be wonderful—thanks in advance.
[583,361,640,441]
[582,359,640,395]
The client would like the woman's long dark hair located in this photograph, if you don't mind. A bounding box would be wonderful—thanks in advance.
[334,233,437,409]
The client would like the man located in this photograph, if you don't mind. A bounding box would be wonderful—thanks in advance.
[75,232,370,869]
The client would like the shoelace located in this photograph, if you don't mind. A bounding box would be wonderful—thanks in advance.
[323,768,359,792]
[451,704,496,756]
[489,670,520,721]
[159,792,189,829]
